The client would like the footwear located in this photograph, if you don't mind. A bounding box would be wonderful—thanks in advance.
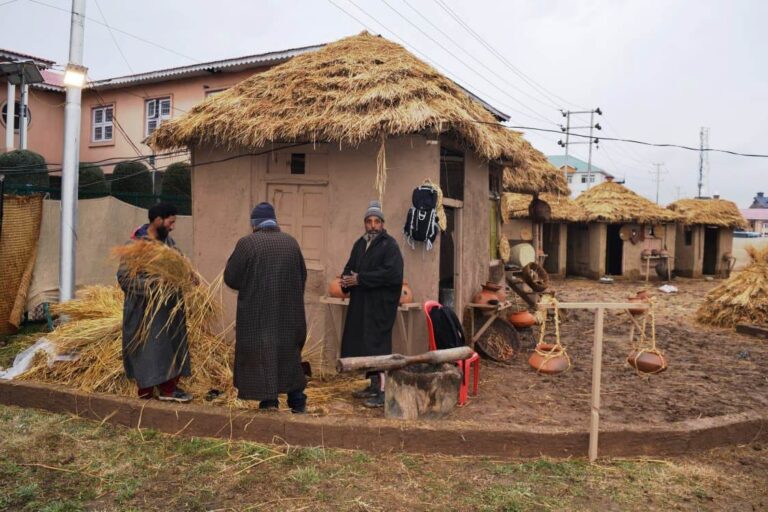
[363,392,384,409]
[291,405,307,414]
[259,399,279,410]
[352,386,378,399]
[158,388,193,403]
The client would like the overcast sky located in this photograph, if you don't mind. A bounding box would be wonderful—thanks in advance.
[1,0,765,207]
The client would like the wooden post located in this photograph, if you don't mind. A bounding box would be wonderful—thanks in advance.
[589,307,605,462]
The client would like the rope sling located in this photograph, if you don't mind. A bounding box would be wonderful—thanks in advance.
[532,297,571,373]
[626,297,667,375]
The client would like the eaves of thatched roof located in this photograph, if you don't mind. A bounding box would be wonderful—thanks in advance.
[148,32,553,185]
[575,181,679,224]
[667,198,748,229]
[502,192,585,222]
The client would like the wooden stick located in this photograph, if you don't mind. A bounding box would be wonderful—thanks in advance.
[337,346,473,373]
[471,312,499,345]
[538,302,648,310]
[589,307,605,462]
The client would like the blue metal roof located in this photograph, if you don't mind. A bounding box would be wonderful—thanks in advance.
[547,155,612,176]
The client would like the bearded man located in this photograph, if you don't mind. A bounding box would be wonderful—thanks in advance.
[340,201,404,408]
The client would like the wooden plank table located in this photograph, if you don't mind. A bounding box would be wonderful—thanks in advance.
[538,301,649,462]
[641,255,674,282]
[319,297,422,352]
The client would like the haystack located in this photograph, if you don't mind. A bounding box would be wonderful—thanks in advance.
[501,192,585,223]
[502,148,570,196]
[149,32,554,183]
[696,245,768,328]
[575,181,679,224]
[667,198,748,229]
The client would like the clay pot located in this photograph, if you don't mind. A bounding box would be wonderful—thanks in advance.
[473,282,502,306]
[328,276,349,299]
[651,249,660,256]
[528,197,552,222]
[400,281,414,305]
[659,248,670,258]
[627,350,667,374]
[627,290,649,316]
[641,249,652,258]
[508,310,536,328]
[528,343,570,374]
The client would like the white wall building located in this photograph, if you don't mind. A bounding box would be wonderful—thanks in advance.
[547,155,615,198]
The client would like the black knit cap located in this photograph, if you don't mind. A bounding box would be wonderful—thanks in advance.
[148,202,178,222]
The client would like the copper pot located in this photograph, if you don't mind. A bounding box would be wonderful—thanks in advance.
[528,343,569,374]
[328,276,349,299]
[508,310,536,328]
[473,282,502,306]
[627,350,667,374]
[400,281,414,305]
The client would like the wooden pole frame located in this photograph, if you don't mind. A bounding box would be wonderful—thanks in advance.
[538,301,649,462]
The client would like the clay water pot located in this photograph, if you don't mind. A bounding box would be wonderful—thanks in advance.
[627,349,667,374]
[400,281,414,305]
[473,282,501,307]
[641,249,652,259]
[328,276,349,299]
[528,343,569,374]
[508,310,536,328]
[659,248,670,258]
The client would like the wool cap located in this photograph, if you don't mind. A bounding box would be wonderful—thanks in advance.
[364,200,384,222]
[250,202,276,224]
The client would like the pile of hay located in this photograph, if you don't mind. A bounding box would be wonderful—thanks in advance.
[667,198,748,229]
[501,192,585,223]
[696,245,768,328]
[20,242,357,409]
[575,181,679,224]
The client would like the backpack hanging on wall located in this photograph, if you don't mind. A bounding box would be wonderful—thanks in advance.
[404,183,440,250]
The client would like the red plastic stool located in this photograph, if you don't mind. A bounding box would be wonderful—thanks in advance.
[423,300,480,406]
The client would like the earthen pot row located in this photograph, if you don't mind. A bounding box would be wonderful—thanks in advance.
[328,277,413,305]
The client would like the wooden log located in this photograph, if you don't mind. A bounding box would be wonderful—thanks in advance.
[384,363,462,420]
[736,323,768,340]
[336,346,473,373]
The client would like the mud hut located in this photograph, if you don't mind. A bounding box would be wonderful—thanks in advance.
[668,198,748,277]
[570,180,679,280]
[500,190,584,277]
[149,32,558,359]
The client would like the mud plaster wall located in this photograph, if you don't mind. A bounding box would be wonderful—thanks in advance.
[621,224,676,280]
[566,223,590,277]
[548,223,568,277]
[675,225,701,277]
[191,137,499,370]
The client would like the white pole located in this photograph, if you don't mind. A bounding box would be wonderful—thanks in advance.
[4,82,14,151]
[586,111,595,190]
[59,0,86,302]
[588,307,605,462]
[18,79,28,149]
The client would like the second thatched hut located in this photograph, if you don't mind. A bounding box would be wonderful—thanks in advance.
[570,180,679,279]
[667,198,748,277]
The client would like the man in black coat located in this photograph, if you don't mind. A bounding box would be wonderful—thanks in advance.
[340,200,404,408]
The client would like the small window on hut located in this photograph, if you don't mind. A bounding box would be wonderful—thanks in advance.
[489,162,502,196]
[440,147,464,201]
[290,153,306,174]
[685,229,693,246]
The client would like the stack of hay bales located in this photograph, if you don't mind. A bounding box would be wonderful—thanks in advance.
[696,245,768,328]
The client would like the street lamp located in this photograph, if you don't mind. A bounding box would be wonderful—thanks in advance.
[63,63,87,88]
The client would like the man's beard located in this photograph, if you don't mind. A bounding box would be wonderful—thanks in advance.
[156,225,169,241]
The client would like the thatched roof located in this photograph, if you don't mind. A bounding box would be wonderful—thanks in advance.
[502,143,570,195]
[667,198,748,229]
[149,33,551,176]
[502,192,585,222]
[697,245,768,328]
[575,181,679,224]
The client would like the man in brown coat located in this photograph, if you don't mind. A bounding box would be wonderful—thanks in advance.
[224,202,308,413]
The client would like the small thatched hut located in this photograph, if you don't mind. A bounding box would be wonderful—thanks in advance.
[668,198,748,278]
[150,32,559,358]
[500,191,584,277]
[570,180,679,279]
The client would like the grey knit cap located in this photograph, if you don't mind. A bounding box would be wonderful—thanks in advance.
[364,200,384,222]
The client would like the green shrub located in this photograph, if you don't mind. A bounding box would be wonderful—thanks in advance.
[110,160,153,208]
[161,162,191,214]
[0,149,49,189]
[78,163,108,197]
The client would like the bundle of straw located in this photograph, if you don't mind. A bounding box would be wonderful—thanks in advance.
[696,245,768,328]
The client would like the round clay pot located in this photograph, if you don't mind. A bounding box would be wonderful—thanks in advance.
[528,343,569,374]
[651,249,660,256]
[627,295,646,316]
[400,281,413,305]
[508,310,536,328]
[627,349,667,374]
[659,249,670,258]
[528,197,552,222]
[328,276,349,299]
[473,282,501,307]
[641,249,652,258]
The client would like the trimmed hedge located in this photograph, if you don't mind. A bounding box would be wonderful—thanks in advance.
[0,149,49,188]
[79,163,108,197]
[110,161,153,208]
[161,162,191,214]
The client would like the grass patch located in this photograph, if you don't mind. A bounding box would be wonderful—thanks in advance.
[0,322,48,368]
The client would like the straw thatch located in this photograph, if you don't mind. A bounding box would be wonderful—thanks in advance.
[575,181,679,224]
[696,245,768,328]
[667,198,748,229]
[149,33,552,179]
[501,192,585,223]
[502,143,570,195]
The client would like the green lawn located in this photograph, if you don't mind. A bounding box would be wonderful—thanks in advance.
[0,405,765,511]
[0,322,48,369]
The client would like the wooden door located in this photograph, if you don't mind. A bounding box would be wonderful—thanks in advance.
[267,183,327,269]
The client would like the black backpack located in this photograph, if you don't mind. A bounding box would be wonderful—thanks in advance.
[429,305,466,350]
[404,184,440,250]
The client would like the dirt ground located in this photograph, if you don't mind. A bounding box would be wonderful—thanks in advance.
[330,277,768,429]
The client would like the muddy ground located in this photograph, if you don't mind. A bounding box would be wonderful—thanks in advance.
[332,277,768,428]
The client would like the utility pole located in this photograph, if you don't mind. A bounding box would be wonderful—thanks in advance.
[650,162,668,204]
[558,108,602,191]
[59,0,87,302]
[697,127,709,198]
[4,82,14,150]
[18,79,28,149]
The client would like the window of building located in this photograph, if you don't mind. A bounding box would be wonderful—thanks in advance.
[145,97,171,136]
[567,175,572,183]
[1,101,30,130]
[440,147,464,201]
[204,88,227,98]
[290,153,306,174]
[580,174,596,184]
[684,228,693,246]
[91,105,113,142]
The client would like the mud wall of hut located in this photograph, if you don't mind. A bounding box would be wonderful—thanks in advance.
[621,225,676,280]
[190,136,491,369]
[676,225,734,278]
[566,223,605,279]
